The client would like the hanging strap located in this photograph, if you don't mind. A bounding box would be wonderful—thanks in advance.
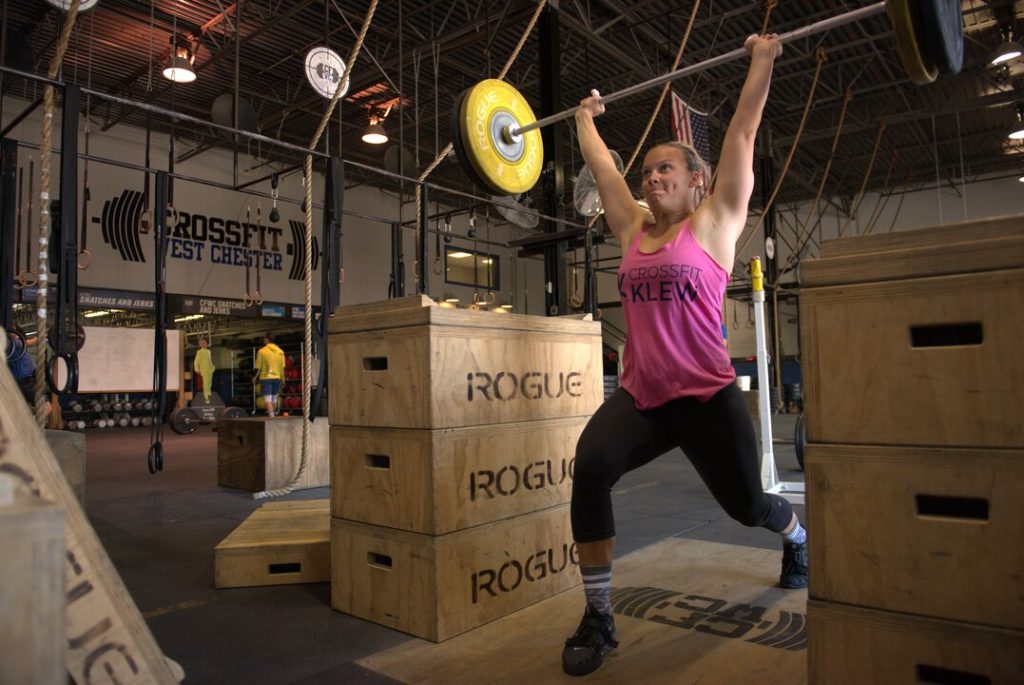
[148,171,170,474]
[45,85,83,396]
[838,121,886,237]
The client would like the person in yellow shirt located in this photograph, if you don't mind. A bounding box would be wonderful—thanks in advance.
[193,337,216,401]
[254,333,286,417]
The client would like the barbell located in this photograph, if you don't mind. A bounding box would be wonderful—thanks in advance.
[452,0,964,196]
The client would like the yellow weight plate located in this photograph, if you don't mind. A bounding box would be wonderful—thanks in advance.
[886,0,938,85]
[459,79,544,196]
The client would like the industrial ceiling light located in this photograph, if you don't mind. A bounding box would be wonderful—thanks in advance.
[163,35,196,83]
[991,28,1022,65]
[1010,105,1024,140]
[361,115,388,145]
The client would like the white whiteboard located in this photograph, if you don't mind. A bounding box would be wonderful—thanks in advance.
[57,327,182,393]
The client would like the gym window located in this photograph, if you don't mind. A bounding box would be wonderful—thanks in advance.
[444,246,500,290]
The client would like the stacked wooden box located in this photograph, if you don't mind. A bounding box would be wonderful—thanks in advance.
[327,295,604,641]
[217,416,329,492]
[799,215,1024,683]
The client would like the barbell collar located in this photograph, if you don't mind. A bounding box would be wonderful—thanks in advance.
[510,1,888,138]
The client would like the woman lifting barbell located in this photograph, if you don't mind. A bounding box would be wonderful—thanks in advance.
[562,33,807,677]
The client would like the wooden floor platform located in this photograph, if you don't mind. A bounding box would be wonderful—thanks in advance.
[214,499,330,588]
[358,538,807,684]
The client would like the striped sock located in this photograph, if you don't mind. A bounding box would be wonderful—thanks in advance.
[783,521,807,545]
[581,563,613,616]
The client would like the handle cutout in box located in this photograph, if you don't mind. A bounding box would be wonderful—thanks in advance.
[268,562,301,575]
[916,664,989,685]
[915,494,989,521]
[367,552,393,570]
[363,357,388,371]
[365,453,391,469]
[909,323,982,348]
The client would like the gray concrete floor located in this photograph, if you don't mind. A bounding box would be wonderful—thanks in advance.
[82,414,805,684]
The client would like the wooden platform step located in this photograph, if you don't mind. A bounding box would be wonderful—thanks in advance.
[214,499,330,589]
[358,538,807,684]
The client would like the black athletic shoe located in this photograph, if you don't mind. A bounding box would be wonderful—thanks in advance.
[779,540,809,589]
[562,604,619,677]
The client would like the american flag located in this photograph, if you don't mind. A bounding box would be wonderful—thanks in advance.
[671,90,711,164]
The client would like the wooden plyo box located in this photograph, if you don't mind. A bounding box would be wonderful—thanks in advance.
[330,417,584,535]
[327,296,604,429]
[805,443,1024,629]
[217,416,329,492]
[215,500,330,588]
[0,495,64,685]
[800,215,1024,449]
[800,268,1024,448]
[330,504,579,642]
[803,214,1024,286]
[808,600,1024,685]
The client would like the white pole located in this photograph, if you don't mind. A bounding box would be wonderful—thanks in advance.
[750,258,778,491]
[750,258,804,504]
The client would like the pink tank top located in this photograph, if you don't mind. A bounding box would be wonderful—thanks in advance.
[617,221,735,408]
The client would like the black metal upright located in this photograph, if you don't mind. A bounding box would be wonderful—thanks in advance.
[46,85,82,395]
[758,147,781,406]
[390,222,405,298]
[0,139,16,331]
[540,3,567,316]
[418,186,429,295]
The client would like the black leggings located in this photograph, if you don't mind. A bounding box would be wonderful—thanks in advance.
[571,383,794,543]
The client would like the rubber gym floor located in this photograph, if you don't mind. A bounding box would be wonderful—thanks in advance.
[83,413,804,684]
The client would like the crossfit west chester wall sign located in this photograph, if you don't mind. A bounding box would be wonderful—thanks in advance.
[80,174,324,306]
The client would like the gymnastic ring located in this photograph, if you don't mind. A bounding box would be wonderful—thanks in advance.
[147,441,164,473]
[17,270,38,288]
[166,205,180,228]
[46,352,79,395]
[5,326,28,363]
[77,249,92,270]
[432,259,443,276]
[242,292,254,307]
[138,209,152,234]
[485,291,497,304]
[253,291,264,306]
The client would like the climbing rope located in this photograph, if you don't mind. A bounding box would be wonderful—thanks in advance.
[838,121,886,237]
[34,0,83,427]
[761,0,780,34]
[254,0,379,500]
[774,89,854,282]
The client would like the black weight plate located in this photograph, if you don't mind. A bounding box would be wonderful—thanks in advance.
[170,407,199,435]
[220,407,246,420]
[47,323,87,352]
[915,0,964,75]
[450,88,501,194]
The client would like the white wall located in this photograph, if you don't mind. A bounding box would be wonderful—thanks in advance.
[2,95,527,314]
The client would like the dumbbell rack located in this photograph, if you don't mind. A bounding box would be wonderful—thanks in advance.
[61,393,164,430]
[277,342,304,414]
